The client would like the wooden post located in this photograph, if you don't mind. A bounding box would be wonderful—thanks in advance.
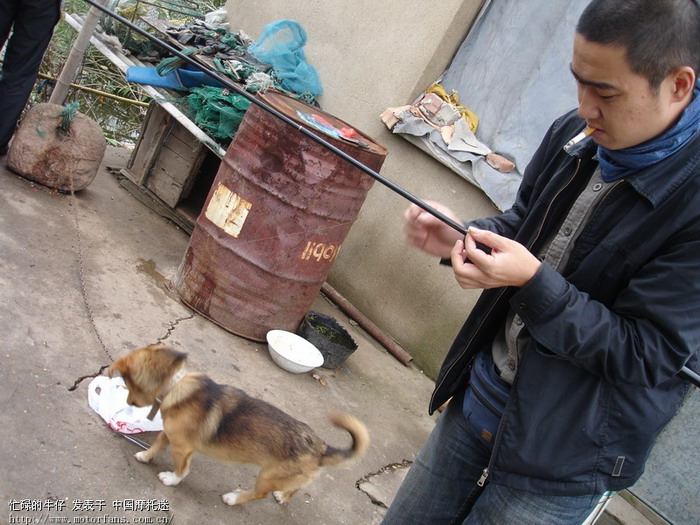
[49,0,109,105]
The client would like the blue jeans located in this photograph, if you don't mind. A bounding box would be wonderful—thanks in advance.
[381,389,605,525]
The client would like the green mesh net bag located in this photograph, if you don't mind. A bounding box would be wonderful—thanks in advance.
[186,86,252,143]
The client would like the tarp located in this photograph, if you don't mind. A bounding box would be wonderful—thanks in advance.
[401,0,587,211]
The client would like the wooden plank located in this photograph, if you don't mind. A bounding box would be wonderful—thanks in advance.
[164,126,205,160]
[126,103,173,185]
[179,152,207,203]
[170,134,209,201]
[146,148,189,207]
[117,169,194,234]
[141,113,210,207]
[145,136,207,207]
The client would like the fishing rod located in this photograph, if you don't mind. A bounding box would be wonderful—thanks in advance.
[78,0,700,389]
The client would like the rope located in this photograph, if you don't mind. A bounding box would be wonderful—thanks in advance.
[59,102,81,133]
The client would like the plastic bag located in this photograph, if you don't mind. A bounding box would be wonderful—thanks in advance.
[88,376,163,434]
[204,8,229,29]
[249,20,323,96]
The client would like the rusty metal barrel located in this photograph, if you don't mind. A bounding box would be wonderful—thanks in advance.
[174,92,388,341]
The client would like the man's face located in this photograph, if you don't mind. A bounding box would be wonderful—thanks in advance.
[571,34,680,150]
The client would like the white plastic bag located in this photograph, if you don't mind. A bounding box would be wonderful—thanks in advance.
[204,8,229,29]
[88,376,163,434]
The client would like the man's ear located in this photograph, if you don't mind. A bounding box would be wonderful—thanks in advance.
[669,66,696,103]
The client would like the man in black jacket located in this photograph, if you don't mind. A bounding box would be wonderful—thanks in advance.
[383,0,700,523]
[0,0,62,157]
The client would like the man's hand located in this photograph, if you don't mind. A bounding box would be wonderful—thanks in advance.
[403,202,464,259]
[450,227,541,289]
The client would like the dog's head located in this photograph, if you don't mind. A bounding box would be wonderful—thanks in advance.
[108,344,187,407]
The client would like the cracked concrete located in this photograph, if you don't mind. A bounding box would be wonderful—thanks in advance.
[67,365,110,392]
[0,147,438,524]
[155,314,196,344]
[357,460,412,509]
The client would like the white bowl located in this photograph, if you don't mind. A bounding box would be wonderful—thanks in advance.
[266,330,324,373]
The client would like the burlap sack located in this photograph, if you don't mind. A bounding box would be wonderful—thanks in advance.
[7,103,106,191]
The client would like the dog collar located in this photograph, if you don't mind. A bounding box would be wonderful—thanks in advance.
[146,368,186,421]
[146,401,160,421]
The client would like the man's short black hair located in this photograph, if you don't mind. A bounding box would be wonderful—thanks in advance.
[577,0,700,90]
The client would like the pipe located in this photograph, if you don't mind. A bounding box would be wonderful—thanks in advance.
[322,283,413,367]
[80,0,700,389]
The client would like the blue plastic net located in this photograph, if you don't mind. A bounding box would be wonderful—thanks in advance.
[248,20,323,96]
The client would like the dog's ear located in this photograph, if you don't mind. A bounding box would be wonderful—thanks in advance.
[164,348,187,375]
[150,345,187,365]
[170,349,188,365]
[143,344,187,363]
[107,357,128,378]
[146,346,188,381]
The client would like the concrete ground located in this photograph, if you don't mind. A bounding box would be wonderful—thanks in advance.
[0,146,654,524]
[0,146,439,524]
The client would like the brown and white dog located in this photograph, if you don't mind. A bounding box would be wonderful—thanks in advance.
[108,344,369,506]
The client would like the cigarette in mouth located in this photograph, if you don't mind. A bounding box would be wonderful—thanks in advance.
[563,127,596,153]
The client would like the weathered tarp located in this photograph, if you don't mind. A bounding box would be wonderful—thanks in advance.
[402,0,587,211]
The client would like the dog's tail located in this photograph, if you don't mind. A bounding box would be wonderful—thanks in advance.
[320,412,370,467]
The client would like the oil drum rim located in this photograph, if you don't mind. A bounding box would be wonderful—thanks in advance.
[257,91,389,157]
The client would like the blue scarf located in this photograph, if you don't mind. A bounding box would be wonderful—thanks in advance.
[598,80,700,182]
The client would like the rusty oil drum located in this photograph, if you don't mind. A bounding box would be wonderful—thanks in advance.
[174,92,388,341]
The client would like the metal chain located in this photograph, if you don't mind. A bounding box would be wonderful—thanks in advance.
[69,192,113,361]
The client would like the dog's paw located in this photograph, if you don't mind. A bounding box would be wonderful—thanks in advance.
[222,490,242,506]
[134,451,151,464]
[158,471,182,486]
[272,491,288,504]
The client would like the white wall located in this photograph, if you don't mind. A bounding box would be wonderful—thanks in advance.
[224,0,498,377]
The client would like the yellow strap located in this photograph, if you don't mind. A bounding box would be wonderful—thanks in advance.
[425,83,479,133]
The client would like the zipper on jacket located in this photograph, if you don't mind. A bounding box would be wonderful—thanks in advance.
[467,157,583,484]
[477,468,489,487]
[474,370,519,490]
[478,157,611,489]
[473,162,586,487]
[440,155,600,490]
[529,157,582,250]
